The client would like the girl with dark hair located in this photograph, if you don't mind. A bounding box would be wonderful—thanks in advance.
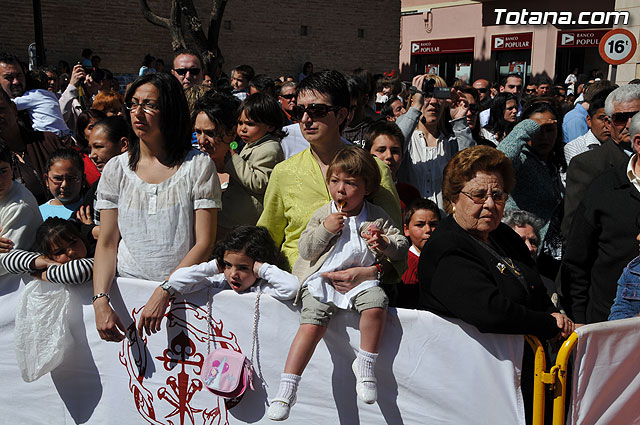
[481,92,518,146]
[217,92,286,237]
[92,73,222,343]
[149,225,296,299]
[498,100,567,278]
[40,148,86,220]
[136,225,297,337]
[2,217,94,285]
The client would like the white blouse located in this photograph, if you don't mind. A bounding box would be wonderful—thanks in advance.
[398,130,457,211]
[96,150,222,281]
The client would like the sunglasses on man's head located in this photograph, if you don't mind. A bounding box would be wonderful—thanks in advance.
[290,104,342,121]
[611,111,640,127]
[173,67,201,76]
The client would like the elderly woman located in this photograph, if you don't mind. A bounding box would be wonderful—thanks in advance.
[418,145,572,339]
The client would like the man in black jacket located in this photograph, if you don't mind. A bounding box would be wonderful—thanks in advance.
[561,111,640,324]
[562,84,640,238]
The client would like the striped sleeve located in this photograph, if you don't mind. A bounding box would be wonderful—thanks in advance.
[46,258,94,285]
[1,249,40,274]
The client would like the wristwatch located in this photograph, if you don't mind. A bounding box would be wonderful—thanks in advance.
[160,280,177,296]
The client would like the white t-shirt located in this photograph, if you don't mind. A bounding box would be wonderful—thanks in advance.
[303,201,378,309]
[96,150,222,281]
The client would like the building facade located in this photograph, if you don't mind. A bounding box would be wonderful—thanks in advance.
[1,0,400,78]
[400,0,639,85]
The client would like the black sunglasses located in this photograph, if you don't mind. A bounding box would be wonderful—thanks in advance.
[280,93,296,100]
[173,67,201,76]
[290,104,342,121]
[476,87,488,93]
[611,111,640,127]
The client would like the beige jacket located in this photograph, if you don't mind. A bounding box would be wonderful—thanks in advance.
[219,135,284,229]
[292,201,409,302]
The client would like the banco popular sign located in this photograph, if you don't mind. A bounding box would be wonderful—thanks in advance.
[558,30,610,48]
[491,33,533,51]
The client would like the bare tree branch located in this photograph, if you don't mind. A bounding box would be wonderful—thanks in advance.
[138,0,227,70]
[180,0,209,53]
[138,0,170,28]
[208,0,227,51]
[169,0,187,51]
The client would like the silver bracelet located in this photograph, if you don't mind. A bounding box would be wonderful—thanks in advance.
[92,293,110,303]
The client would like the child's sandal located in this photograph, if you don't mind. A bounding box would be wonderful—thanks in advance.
[352,359,377,404]
[267,396,296,421]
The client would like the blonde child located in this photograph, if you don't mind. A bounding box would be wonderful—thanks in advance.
[218,92,285,239]
[267,146,408,420]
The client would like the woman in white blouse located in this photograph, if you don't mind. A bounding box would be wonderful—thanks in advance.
[92,73,221,342]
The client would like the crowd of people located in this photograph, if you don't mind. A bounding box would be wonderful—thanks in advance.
[1,46,640,421]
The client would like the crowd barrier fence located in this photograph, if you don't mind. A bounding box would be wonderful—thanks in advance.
[0,275,528,424]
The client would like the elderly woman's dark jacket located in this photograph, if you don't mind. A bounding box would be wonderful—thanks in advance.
[418,215,559,339]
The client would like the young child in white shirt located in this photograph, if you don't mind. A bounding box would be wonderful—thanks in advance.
[267,146,408,421]
[12,70,71,137]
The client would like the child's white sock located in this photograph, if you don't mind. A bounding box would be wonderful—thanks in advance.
[356,349,378,390]
[274,373,301,404]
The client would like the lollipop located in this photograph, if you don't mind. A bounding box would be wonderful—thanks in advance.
[338,200,345,212]
[230,141,238,150]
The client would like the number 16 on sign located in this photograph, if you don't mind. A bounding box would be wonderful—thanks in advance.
[599,29,638,82]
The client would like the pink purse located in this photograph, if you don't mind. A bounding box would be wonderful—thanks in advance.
[201,290,261,409]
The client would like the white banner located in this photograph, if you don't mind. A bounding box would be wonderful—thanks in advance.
[569,318,640,425]
[0,275,526,424]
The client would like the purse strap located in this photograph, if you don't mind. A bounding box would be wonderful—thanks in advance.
[206,287,262,366]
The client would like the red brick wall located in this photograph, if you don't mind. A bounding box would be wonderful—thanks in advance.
[2,0,400,78]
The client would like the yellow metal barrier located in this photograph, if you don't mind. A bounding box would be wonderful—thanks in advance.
[524,335,547,425]
[551,333,579,425]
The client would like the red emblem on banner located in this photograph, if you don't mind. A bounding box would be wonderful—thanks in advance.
[119,301,243,425]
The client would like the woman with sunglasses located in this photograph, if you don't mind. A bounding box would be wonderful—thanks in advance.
[92,73,221,342]
[498,100,567,278]
[258,70,402,298]
[395,74,475,213]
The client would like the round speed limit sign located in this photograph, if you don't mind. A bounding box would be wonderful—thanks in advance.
[599,29,637,65]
